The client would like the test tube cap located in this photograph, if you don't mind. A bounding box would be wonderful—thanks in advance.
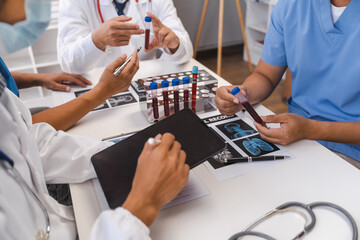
[231,87,241,96]
[150,82,158,90]
[182,77,190,84]
[161,80,169,88]
[172,78,180,86]
[192,66,198,74]
[145,16,152,22]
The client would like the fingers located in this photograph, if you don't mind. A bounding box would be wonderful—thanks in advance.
[157,133,175,152]
[157,28,168,46]
[147,12,164,28]
[71,74,92,85]
[146,39,157,52]
[112,15,132,22]
[215,86,242,115]
[108,54,127,71]
[262,114,288,124]
[50,82,71,92]
[59,73,88,88]
[122,51,139,77]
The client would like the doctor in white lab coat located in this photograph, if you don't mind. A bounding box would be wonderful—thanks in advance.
[0,0,189,239]
[58,0,193,74]
[0,78,188,240]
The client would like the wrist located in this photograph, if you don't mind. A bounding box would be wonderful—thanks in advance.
[306,119,320,140]
[92,31,106,52]
[122,193,160,227]
[168,36,180,54]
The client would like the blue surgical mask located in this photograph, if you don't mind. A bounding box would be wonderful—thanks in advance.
[0,0,51,55]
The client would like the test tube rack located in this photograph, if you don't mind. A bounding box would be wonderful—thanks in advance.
[131,69,219,123]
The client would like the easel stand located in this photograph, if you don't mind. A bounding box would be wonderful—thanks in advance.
[193,0,253,76]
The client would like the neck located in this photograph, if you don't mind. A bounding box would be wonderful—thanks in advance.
[331,0,351,7]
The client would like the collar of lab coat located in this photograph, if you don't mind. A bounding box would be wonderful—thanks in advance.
[100,0,147,6]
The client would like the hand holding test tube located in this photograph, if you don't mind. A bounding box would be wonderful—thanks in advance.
[231,87,264,125]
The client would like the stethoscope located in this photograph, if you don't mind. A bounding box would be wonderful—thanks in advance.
[0,150,51,240]
[229,201,358,240]
[97,0,146,24]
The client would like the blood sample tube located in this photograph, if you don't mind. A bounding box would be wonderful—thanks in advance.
[191,66,198,112]
[150,82,159,120]
[231,87,263,124]
[182,77,190,109]
[172,78,180,113]
[191,66,198,100]
[161,80,170,117]
[144,16,151,50]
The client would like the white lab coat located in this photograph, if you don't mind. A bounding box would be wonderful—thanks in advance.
[57,0,193,74]
[0,77,150,239]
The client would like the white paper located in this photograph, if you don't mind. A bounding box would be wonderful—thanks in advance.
[92,171,209,211]
[199,111,294,182]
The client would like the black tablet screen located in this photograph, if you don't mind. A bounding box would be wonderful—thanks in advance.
[92,109,226,209]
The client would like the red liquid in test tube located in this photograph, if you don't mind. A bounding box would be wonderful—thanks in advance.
[182,77,190,109]
[150,82,159,120]
[161,80,170,116]
[172,78,180,113]
[145,17,151,50]
[191,66,198,112]
[231,87,263,124]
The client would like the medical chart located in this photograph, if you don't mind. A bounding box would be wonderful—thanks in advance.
[59,88,138,112]
[200,111,294,181]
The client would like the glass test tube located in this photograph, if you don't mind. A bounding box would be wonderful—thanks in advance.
[231,87,263,124]
[150,82,159,120]
[144,16,151,50]
[182,77,190,109]
[172,78,180,113]
[147,0,152,13]
[161,80,170,117]
[191,66,198,112]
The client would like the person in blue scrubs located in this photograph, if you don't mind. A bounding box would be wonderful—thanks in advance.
[215,0,360,165]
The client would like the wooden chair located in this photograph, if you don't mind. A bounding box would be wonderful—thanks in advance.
[193,0,253,76]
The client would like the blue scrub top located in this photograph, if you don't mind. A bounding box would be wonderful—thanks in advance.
[261,0,360,160]
[0,57,19,97]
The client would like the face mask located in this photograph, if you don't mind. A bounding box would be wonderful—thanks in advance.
[0,0,51,56]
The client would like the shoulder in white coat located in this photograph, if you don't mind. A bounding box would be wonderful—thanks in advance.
[57,0,193,74]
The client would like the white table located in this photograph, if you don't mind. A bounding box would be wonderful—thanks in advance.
[56,59,360,240]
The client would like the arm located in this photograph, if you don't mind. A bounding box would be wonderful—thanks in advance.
[254,114,360,146]
[11,72,92,92]
[147,0,193,64]
[215,59,286,115]
[89,133,189,239]
[32,52,139,131]
[57,0,143,74]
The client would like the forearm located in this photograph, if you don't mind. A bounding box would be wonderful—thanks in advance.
[32,86,109,131]
[242,59,286,105]
[11,72,43,89]
[242,71,278,105]
[308,120,360,145]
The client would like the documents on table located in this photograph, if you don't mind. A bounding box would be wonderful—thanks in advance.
[199,111,294,182]
[92,171,209,211]
[59,87,138,113]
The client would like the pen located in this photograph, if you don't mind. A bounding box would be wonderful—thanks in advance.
[147,138,161,146]
[222,155,291,164]
[113,47,142,77]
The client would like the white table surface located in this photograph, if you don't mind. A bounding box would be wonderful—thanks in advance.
[55,58,360,240]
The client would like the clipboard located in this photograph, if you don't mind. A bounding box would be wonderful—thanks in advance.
[91,109,226,209]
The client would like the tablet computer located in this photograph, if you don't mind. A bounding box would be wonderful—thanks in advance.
[91,109,226,209]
